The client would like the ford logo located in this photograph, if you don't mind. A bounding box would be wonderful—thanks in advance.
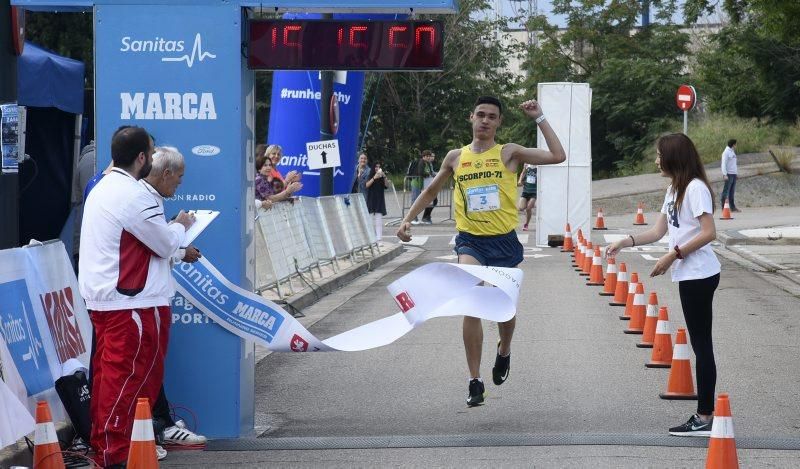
[191,145,220,157]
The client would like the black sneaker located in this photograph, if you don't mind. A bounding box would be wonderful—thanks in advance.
[466,378,486,407]
[668,414,713,437]
[492,340,510,386]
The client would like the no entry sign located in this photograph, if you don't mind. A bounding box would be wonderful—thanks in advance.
[676,84,696,111]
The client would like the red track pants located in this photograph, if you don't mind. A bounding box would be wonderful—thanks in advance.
[89,306,170,467]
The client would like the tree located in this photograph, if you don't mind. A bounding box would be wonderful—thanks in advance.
[359,0,521,174]
[515,0,689,175]
[688,0,800,120]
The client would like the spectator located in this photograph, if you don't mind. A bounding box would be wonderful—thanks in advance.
[420,150,438,224]
[264,144,301,185]
[255,154,301,206]
[720,139,739,212]
[141,146,207,453]
[78,126,194,468]
[365,159,388,241]
[407,151,427,224]
[351,152,371,196]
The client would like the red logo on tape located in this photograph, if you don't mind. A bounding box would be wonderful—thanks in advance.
[290,334,309,352]
[394,292,415,313]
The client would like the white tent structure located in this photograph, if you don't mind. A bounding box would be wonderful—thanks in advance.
[535,82,593,247]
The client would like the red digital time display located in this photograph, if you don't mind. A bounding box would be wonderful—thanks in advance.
[248,20,444,71]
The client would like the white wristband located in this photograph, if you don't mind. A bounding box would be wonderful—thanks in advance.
[535,115,546,124]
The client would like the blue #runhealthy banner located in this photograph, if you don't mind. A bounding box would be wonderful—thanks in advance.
[94,4,254,437]
[267,71,365,196]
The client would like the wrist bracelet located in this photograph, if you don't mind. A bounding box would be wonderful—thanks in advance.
[674,245,684,259]
[628,234,635,247]
[535,115,546,124]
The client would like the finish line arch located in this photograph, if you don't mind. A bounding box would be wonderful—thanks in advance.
[12,0,456,438]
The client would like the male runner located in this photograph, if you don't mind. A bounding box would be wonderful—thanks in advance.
[397,96,566,406]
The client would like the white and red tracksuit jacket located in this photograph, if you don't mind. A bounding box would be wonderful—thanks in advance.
[78,168,186,309]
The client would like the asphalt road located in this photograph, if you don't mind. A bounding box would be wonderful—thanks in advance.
[163,210,800,468]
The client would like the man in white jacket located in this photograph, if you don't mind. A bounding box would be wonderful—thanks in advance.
[720,139,739,212]
[78,126,194,468]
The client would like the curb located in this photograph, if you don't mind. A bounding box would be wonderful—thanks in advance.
[0,422,75,469]
[718,231,800,247]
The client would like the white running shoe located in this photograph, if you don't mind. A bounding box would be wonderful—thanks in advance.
[156,445,167,460]
[164,419,207,445]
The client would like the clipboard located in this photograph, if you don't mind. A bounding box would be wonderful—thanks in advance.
[182,210,219,247]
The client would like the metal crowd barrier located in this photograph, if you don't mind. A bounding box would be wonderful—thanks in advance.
[254,193,380,298]
[388,175,454,226]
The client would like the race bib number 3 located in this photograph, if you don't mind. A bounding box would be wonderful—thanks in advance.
[526,174,536,184]
[467,185,500,212]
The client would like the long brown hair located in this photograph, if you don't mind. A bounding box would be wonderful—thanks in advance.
[657,133,715,214]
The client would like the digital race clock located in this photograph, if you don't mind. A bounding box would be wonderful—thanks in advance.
[248,20,444,71]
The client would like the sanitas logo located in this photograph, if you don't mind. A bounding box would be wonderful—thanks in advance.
[120,33,216,68]
[192,145,221,157]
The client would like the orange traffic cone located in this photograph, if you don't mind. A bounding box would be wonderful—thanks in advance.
[561,223,574,252]
[659,328,698,400]
[580,242,593,276]
[706,393,740,469]
[572,229,584,260]
[609,262,628,306]
[624,283,647,334]
[573,238,584,268]
[620,272,639,320]
[633,202,647,225]
[593,208,607,230]
[720,199,733,220]
[646,307,673,368]
[33,401,66,469]
[637,299,662,348]
[599,256,617,296]
[127,398,159,469]
[587,247,605,286]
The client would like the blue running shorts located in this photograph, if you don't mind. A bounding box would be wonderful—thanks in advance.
[453,230,524,268]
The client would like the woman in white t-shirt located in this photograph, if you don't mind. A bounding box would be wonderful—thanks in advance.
[606,133,721,437]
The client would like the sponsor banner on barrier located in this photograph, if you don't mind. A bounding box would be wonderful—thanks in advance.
[174,257,522,352]
[0,241,93,424]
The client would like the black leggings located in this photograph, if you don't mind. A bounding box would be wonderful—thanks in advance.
[678,273,720,415]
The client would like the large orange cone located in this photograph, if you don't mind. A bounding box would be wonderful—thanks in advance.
[624,283,647,334]
[593,208,607,230]
[706,393,740,469]
[620,272,639,319]
[599,256,617,296]
[561,223,574,252]
[573,238,584,268]
[720,199,733,220]
[637,299,662,348]
[659,328,698,400]
[646,307,673,368]
[609,262,628,306]
[127,398,159,468]
[580,242,593,276]
[587,247,605,285]
[633,202,647,225]
[33,401,66,469]
[572,229,584,260]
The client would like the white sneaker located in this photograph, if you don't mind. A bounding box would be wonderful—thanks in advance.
[164,419,207,445]
[156,445,167,460]
[411,220,421,225]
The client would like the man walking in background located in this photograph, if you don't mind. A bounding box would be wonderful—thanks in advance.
[720,139,740,212]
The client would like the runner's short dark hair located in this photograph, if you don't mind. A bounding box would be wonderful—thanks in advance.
[474,96,503,114]
[727,139,737,147]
